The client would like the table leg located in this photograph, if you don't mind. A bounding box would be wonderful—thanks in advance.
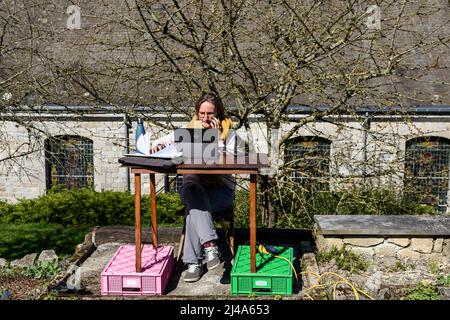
[135,173,142,272]
[250,174,257,273]
[150,173,158,249]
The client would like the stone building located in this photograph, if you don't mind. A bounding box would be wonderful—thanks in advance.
[2,104,450,215]
[1,0,450,213]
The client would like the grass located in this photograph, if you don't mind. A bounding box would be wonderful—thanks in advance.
[0,223,92,260]
[316,245,369,273]
[0,221,183,261]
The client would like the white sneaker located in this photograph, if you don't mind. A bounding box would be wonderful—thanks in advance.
[205,246,221,270]
[184,263,202,282]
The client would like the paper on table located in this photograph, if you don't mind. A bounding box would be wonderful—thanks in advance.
[124,144,182,159]
[147,144,182,159]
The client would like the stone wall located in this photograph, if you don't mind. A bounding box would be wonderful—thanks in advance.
[315,234,450,264]
[4,112,450,203]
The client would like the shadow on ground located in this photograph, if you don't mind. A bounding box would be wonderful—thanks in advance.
[59,227,314,299]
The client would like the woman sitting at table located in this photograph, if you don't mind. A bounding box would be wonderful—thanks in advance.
[151,92,236,282]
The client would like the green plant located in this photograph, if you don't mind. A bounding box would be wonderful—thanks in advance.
[151,192,184,225]
[23,260,61,280]
[436,274,450,287]
[0,223,91,260]
[0,189,184,227]
[0,265,22,278]
[300,261,307,273]
[428,261,440,274]
[270,185,437,229]
[233,187,264,228]
[402,282,439,300]
[42,290,58,300]
[0,189,185,260]
[247,293,256,300]
[388,261,408,272]
[316,246,368,273]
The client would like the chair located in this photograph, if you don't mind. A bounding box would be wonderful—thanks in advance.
[176,205,235,264]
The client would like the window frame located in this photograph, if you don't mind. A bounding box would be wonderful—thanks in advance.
[404,136,450,213]
[283,136,332,191]
[45,135,94,191]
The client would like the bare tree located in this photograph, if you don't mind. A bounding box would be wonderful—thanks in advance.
[1,0,449,223]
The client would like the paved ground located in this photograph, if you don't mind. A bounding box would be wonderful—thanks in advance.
[68,226,313,299]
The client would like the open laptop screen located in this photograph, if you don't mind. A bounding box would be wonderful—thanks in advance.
[174,128,219,160]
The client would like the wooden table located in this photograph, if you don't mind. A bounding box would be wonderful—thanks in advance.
[126,152,268,273]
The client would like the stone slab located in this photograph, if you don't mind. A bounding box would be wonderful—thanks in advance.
[10,253,37,268]
[94,226,184,246]
[38,250,59,264]
[301,253,320,288]
[94,226,314,246]
[314,215,450,236]
[411,238,433,253]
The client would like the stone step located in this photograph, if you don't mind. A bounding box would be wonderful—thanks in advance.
[314,215,450,237]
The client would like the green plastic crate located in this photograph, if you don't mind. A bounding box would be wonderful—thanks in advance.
[230,245,293,295]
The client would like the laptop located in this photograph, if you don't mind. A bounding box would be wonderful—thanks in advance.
[174,128,220,160]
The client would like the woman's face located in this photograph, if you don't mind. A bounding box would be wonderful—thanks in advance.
[197,101,216,128]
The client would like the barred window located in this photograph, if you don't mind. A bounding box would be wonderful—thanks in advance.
[165,174,183,193]
[404,136,450,213]
[284,136,331,191]
[45,135,94,190]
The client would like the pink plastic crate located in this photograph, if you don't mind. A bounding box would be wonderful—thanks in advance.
[101,244,174,295]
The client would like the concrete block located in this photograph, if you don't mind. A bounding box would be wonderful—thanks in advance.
[347,246,375,257]
[374,243,399,256]
[301,253,320,288]
[433,238,443,253]
[325,238,344,250]
[411,238,433,253]
[387,238,410,247]
[397,248,422,261]
[343,237,384,247]
[442,239,450,256]
[316,235,343,250]
[426,253,448,265]
[313,215,450,237]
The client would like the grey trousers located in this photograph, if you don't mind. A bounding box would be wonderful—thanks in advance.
[179,181,234,264]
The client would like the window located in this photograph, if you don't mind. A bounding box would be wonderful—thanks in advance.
[45,135,94,190]
[165,174,183,193]
[404,136,450,213]
[284,136,331,191]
